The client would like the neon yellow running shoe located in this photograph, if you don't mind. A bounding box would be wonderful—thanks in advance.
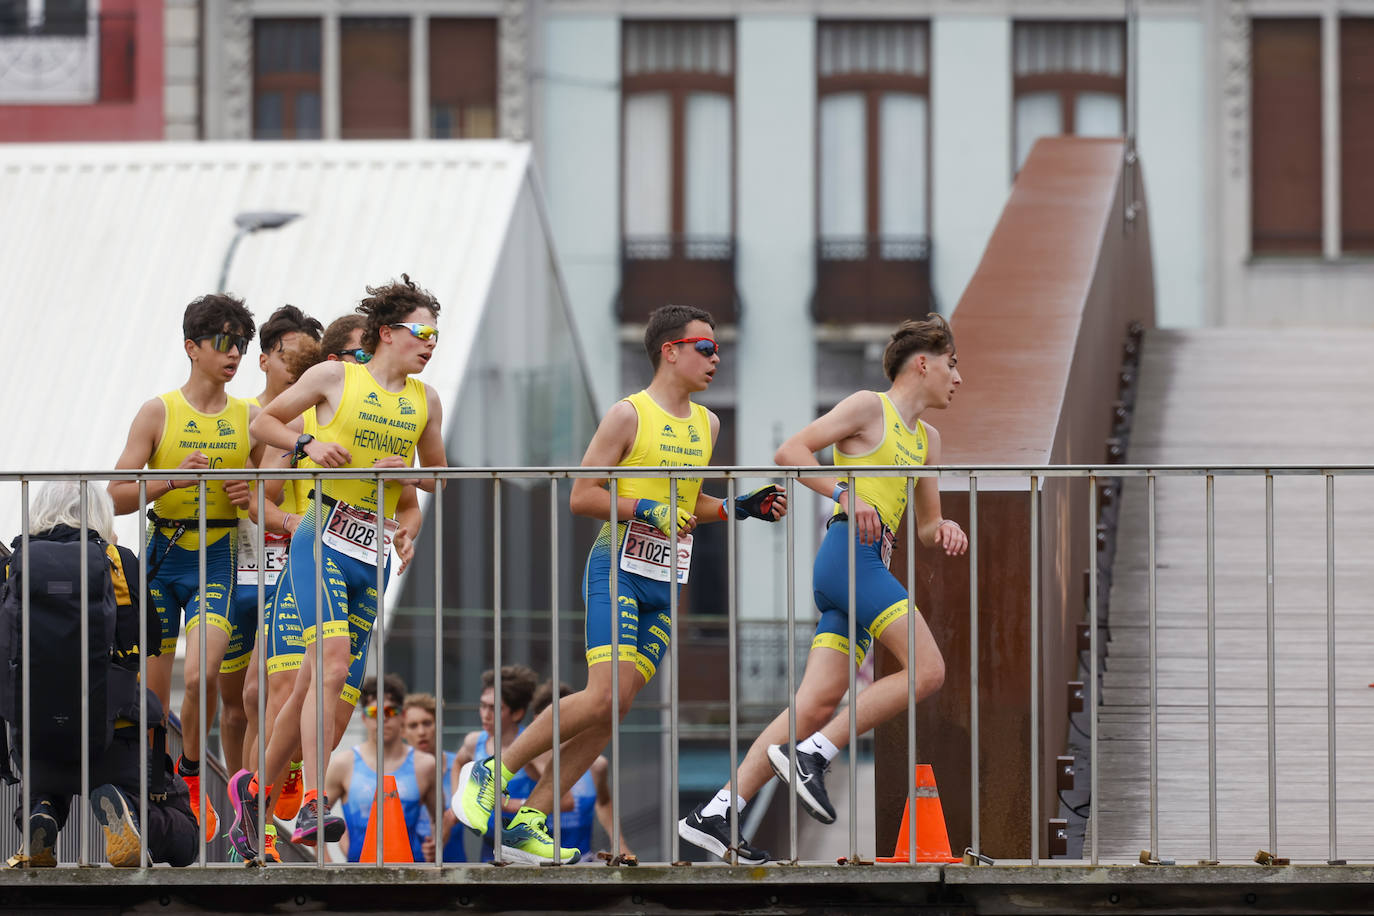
[498,807,580,865]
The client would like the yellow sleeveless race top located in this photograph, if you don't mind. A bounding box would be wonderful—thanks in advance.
[149,389,252,548]
[832,392,928,532]
[314,363,428,518]
[597,391,712,548]
[237,397,261,522]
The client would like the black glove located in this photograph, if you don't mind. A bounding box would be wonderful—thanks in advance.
[733,484,785,522]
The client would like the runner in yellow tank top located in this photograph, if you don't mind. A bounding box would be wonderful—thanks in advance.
[239,315,422,832]
[220,306,323,790]
[230,277,448,858]
[108,293,260,843]
[454,305,787,865]
[680,314,969,864]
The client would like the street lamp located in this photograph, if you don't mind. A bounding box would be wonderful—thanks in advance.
[217,210,302,293]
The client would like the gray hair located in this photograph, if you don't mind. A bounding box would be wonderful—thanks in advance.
[27,481,115,543]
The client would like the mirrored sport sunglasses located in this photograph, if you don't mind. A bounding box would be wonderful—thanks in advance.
[364,703,399,719]
[669,336,719,358]
[196,333,251,354]
[334,348,373,364]
[390,322,439,342]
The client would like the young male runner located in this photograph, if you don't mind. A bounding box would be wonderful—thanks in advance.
[222,305,323,777]
[228,277,445,857]
[326,674,437,862]
[403,692,466,863]
[455,304,786,864]
[109,294,257,842]
[678,314,968,863]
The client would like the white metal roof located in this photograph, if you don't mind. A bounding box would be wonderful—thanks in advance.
[0,140,535,552]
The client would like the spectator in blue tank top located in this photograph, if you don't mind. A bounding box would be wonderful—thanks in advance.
[451,665,538,862]
[325,673,438,862]
[402,691,466,863]
[526,681,633,863]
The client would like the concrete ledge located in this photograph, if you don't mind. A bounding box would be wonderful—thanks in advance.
[1,863,1370,913]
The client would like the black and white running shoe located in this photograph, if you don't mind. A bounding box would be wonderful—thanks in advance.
[768,743,836,825]
[677,802,771,865]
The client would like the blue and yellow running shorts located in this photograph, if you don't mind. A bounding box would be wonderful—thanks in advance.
[810,519,912,665]
[582,523,675,685]
[270,504,390,705]
[145,527,237,656]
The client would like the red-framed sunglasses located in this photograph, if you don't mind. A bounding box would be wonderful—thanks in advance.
[668,337,719,358]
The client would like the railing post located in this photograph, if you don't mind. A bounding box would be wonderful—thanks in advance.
[1326,473,1341,865]
[846,473,859,864]
[374,474,386,865]
[1029,474,1039,864]
[667,476,679,863]
[549,477,562,861]
[197,478,208,868]
[492,478,504,864]
[726,477,740,865]
[784,475,798,863]
[969,474,980,857]
[1265,473,1277,858]
[78,481,90,866]
[1088,474,1098,866]
[434,477,445,867]
[1206,473,1218,864]
[904,475,917,864]
[1147,472,1157,861]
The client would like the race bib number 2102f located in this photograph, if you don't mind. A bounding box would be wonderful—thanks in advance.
[619,520,692,584]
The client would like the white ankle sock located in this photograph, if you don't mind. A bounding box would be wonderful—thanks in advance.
[702,788,745,819]
[798,733,840,762]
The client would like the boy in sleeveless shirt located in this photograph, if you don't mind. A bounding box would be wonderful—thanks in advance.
[109,294,258,845]
[678,314,968,864]
[454,305,786,864]
[227,277,446,858]
[326,674,436,862]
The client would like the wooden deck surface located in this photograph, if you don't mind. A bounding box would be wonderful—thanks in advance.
[1092,328,1374,863]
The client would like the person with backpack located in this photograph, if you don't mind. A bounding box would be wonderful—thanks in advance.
[1,481,198,867]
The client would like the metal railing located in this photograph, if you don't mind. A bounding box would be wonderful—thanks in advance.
[0,462,1367,869]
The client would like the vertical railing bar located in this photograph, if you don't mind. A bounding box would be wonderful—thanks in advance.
[375,474,386,865]
[1266,473,1277,857]
[1030,474,1040,864]
[1148,472,1158,860]
[905,475,917,864]
[313,478,325,867]
[78,481,90,867]
[969,474,980,856]
[846,473,858,864]
[434,478,445,867]
[1088,475,1099,866]
[667,476,679,863]
[256,477,268,861]
[138,479,149,867]
[492,478,504,864]
[1326,473,1339,864]
[197,478,208,868]
[727,477,740,865]
[785,476,798,864]
[19,481,30,865]
[549,479,562,861]
[1206,474,1217,863]
[609,478,621,862]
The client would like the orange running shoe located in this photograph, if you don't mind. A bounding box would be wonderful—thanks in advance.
[263,824,282,864]
[179,759,218,844]
[275,760,304,820]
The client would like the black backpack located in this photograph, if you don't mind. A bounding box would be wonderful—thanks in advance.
[0,528,117,781]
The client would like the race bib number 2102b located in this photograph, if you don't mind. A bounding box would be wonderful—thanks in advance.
[321,501,398,566]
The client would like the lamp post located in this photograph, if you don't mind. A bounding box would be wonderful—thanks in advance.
[218,210,302,292]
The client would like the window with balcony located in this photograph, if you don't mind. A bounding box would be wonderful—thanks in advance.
[430,17,497,139]
[1250,18,1321,255]
[253,18,322,140]
[619,21,737,324]
[0,0,133,104]
[814,21,931,324]
[1012,21,1126,171]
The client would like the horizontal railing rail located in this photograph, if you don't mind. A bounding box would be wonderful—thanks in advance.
[0,463,1364,870]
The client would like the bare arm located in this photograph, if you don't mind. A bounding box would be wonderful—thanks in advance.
[774,391,886,543]
[108,399,195,514]
[568,400,687,528]
[251,362,351,467]
[405,383,447,494]
[911,423,967,555]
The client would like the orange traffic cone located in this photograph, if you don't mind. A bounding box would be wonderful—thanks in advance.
[876,764,961,863]
[356,774,414,863]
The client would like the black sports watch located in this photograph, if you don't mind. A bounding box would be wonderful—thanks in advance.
[291,434,315,468]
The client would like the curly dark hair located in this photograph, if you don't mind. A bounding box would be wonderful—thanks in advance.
[360,673,409,709]
[357,274,441,352]
[259,304,323,354]
[883,313,955,382]
[182,293,255,344]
